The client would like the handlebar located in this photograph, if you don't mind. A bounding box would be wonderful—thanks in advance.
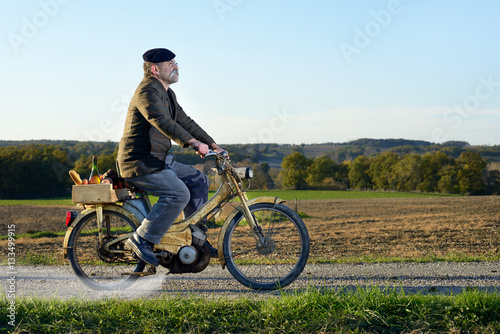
[192,147,228,158]
[204,149,229,159]
[204,150,219,157]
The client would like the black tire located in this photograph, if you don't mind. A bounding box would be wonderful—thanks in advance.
[223,203,310,290]
[67,209,145,290]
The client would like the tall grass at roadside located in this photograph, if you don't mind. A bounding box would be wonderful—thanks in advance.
[20,252,63,265]
[2,287,499,333]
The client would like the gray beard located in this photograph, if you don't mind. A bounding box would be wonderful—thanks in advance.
[169,69,178,79]
[166,69,179,84]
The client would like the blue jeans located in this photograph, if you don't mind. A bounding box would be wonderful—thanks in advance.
[126,155,209,244]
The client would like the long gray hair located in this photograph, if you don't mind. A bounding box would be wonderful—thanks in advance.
[143,61,156,78]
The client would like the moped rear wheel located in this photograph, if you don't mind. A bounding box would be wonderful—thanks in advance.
[223,203,310,290]
[67,209,145,290]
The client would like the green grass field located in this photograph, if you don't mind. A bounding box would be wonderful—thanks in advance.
[0,190,457,206]
[0,198,75,206]
[2,287,499,333]
[242,189,458,200]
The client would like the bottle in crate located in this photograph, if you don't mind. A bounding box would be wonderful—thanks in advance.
[88,156,101,184]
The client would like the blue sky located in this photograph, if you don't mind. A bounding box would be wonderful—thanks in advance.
[1,0,499,145]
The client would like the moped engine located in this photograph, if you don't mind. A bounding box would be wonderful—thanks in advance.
[158,224,211,274]
[178,245,198,265]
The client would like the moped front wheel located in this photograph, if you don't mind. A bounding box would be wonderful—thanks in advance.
[67,209,145,290]
[223,203,310,290]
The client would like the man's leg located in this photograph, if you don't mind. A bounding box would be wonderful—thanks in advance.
[125,167,190,265]
[168,160,219,257]
[169,160,209,218]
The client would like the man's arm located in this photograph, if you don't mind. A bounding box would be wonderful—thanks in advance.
[137,83,224,156]
[136,85,195,148]
[175,105,215,146]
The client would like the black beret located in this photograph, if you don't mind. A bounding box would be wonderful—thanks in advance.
[142,48,176,63]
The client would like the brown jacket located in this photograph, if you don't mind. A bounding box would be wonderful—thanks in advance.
[117,77,215,178]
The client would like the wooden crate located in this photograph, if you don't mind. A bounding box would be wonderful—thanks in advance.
[72,184,118,204]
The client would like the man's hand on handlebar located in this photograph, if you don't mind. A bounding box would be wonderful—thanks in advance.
[188,139,210,157]
[188,140,228,159]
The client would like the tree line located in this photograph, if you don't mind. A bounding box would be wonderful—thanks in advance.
[279,151,500,195]
[0,142,119,199]
[0,142,259,199]
[1,140,500,199]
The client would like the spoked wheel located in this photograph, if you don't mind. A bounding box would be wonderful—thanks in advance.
[223,203,310,290]
[67,209,145,290]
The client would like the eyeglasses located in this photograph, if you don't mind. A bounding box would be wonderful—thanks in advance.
[168,61,178,67]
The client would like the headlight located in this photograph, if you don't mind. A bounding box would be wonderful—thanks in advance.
[234,167,253,179]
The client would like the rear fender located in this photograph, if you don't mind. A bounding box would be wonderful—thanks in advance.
[217,197,285,267]
[62,204,141,259]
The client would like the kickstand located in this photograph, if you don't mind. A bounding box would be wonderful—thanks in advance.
[142,265,157,276]
[122,265,157,277]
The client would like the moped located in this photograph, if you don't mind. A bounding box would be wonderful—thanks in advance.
[63,151,310,290]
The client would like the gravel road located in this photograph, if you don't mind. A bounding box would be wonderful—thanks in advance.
[1,262,499,300]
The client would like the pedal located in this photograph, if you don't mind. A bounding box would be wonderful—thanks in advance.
[154,250,171,259]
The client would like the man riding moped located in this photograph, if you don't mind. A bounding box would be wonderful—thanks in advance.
[117,48,226,266]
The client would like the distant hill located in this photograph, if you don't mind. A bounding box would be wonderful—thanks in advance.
[2,138,500,170]
[347,138,435,149]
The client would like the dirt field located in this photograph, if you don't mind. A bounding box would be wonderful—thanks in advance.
[1,196,499,262]
[300,196,500,260]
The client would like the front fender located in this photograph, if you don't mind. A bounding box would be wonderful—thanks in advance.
[217,196,285,267]
[62,204,141,258]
